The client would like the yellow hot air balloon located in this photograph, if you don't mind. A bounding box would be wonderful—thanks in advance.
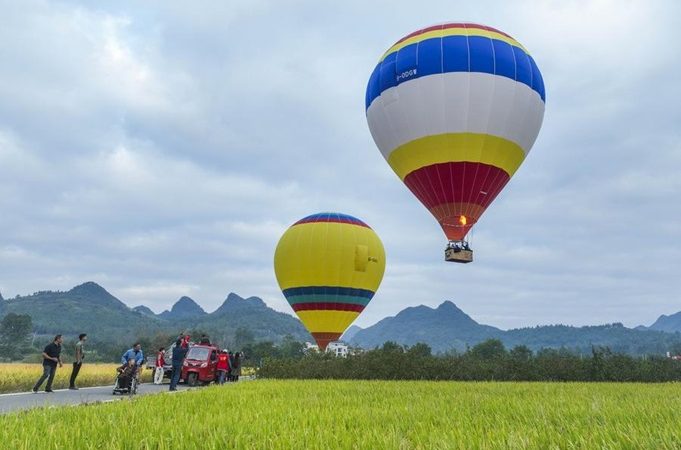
[274,213,386,350]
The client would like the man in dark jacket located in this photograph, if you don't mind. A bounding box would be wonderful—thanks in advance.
[169,339,187,391]
[33,335,63,393]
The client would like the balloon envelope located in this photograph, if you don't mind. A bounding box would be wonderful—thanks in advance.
[274,213,386,350]
[366,23,545,241]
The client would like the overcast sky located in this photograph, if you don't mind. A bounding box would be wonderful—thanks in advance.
[1,0,679,330]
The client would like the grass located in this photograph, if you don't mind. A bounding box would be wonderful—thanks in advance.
[2,380,681,449]
[0,363,152,394]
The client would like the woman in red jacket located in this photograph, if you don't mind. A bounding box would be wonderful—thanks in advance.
[216,349,230,385]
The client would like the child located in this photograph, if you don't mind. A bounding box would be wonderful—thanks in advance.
[154,347,166,385]
[216,349,230,385]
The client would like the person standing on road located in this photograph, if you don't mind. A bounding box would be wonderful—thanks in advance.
[216,349,230,385]
[154,347,166,385]
[227,351,235,382]
[169,339,187,391]
[232,352,242,382]
[180,333,190,349]
[68,333,87,390]
[32,335,63,393]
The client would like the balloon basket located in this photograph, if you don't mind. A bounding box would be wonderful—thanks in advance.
[445,242,473,263]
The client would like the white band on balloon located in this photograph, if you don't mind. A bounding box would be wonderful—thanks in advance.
[366,72,545,160]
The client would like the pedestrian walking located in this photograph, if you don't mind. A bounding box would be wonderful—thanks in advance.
[33,335,63,393]
[68,333,87,390]
[154,347,166,385]
[169,339,187,391]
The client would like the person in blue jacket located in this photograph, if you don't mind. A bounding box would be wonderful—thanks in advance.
[121,342,144,367]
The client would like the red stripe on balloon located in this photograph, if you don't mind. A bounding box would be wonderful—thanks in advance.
[292,303,365,313]
[294,217,370,228]
[394,23,514,46]
[403,162,510,210]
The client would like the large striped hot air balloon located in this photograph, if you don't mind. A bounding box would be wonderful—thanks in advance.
[273,213,385,350]
[366,23,545,262]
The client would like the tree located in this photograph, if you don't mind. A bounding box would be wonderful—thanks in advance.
[242,341,279,365]
[0,313,33,360]
[279,335,305,358]
[380,341,404,354]
[234,327,255,349]
[407,343,432,358]
[469,339,507,360]
[509,345,532,361]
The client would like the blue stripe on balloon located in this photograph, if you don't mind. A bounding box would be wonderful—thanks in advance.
[282,286,375,299]
[293,212,369,228]
[365,35,545,110]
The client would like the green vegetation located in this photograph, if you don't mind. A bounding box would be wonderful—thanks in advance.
[2,380,681,449]
[1,283,310,353]
[261,339,681,382]
[0,313,32,360]
[6,283,681,359]
[352,301,681,355]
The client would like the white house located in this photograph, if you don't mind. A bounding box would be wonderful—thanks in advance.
[326,342,349,358]
[303,341,349,357]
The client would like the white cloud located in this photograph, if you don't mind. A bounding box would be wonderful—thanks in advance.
[1,0,680,331]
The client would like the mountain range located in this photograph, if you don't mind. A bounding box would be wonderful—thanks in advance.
[0,282,309,345]
[349,301,681,355]
[1,282,681,355]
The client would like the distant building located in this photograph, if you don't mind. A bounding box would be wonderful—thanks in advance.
[667,351,681,360]
[304,342,319,353]
[303,341,349,357]
[326,342,348,358]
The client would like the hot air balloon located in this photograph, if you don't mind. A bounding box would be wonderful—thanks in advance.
[365,23,545,263]
[274,213,385,350]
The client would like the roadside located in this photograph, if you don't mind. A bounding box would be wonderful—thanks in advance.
[0,382,190,414]
[0,363,152,395]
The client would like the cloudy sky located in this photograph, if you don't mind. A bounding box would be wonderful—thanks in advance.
[1,0,679,329]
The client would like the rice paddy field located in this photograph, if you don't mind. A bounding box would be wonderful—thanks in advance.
[2,380,681,449]
[0,363,152,393]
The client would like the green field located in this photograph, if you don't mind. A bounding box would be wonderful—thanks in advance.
[2,380,681,449]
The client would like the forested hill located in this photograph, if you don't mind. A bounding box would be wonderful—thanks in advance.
[350,302,681,355]
[646,311,681,333]
[2,283,681,356]
[1,282,310,345]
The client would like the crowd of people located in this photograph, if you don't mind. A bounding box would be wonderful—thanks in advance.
[154,334,244,391]
[31,332,244,394]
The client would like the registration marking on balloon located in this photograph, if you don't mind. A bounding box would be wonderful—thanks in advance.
[365,22,545,259]
[274,213,386,350]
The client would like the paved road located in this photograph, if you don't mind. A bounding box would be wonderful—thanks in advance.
[0,383,191,414]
